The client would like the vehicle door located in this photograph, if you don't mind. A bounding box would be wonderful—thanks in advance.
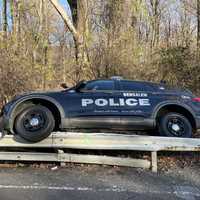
[66,80,121,128]
[118,81,154,128]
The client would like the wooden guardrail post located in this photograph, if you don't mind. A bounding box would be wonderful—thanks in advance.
[57,149,66,167]
[151,151,158,172]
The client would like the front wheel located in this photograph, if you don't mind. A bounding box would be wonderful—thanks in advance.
[14,105,55,142]
[158,112,192,138]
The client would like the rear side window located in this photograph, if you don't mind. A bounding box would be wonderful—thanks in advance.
[83,80,115,91]
[120,81,153,91]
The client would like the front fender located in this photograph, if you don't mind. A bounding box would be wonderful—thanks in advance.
[7,94,65,133]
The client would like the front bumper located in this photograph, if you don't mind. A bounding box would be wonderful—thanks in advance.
[0,116,3,131]
[195,116,200,129]
[0,114,10,133]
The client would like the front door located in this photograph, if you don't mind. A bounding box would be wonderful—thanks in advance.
[67,80,121,128]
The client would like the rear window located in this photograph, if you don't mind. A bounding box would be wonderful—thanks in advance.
[120,81,153,91]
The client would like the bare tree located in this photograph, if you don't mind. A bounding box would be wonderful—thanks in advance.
[49,0,89,79]
[148,0,161,49]
[197,0,200,54]
[3,0,8,34]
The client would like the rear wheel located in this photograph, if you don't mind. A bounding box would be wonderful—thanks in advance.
[14,105,55,142]
[158,112,192,138]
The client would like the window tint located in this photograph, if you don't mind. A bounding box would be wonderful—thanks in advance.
[83,80,115,91]
[121,81,152,91]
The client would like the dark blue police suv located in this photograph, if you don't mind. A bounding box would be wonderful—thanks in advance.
[1,77,200,142]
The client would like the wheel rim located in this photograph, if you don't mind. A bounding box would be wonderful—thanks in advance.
[167,117,186,136]
[22,111,46,132]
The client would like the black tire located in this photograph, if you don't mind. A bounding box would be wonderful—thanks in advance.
[14,105,55,142]
[158,112,192,138]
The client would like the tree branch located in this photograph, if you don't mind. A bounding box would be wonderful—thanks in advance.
[49,0,78,39]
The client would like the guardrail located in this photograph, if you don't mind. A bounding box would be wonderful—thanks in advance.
[0,132,200,172]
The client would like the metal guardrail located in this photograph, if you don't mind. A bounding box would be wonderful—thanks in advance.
[0,132,200,172]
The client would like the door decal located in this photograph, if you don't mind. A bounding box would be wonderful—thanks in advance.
[81,98,151,107]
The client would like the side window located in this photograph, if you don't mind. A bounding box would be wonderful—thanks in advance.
[83,80,115,91]
[120,81,153,91]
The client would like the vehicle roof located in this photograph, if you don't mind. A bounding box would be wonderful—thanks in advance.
[87,78,163,87]
[86,78,187,92]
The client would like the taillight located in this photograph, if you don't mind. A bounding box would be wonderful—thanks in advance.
[192,97,200,102]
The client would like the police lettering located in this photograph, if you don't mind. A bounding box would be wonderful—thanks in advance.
[82,98,150,107]
[123,93,148,97]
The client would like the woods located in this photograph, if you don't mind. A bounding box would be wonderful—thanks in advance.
[0,0,200,105]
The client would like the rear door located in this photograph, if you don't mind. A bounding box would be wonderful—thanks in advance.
[118,80,154,128]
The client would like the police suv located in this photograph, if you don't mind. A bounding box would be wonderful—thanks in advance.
[1,77,200,142]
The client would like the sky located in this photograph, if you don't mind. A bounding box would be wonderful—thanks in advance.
[0,0,68,6]
[59,0,71,14]
[0,0,70,13]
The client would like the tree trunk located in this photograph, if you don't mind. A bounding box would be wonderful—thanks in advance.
[12,0,21,46]
[40,0,49,90]
[108,0,134,37]
[10,0,19,37]
[150,0,160,49]
[196,0,200,93]
[39,0,45,33]
[10,0,14,30]
[49,0,78,38]
[3,0,7,35]
[49,0,90,81]
[68,0,89,67]
[197,0,200,55]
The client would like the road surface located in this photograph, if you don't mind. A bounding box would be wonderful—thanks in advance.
[0,164,199,200]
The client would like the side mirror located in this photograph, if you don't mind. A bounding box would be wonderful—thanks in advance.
[60,83,68,89]
[160,80,167,84]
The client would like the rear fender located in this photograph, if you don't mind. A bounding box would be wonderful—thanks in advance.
[152,101,196,119]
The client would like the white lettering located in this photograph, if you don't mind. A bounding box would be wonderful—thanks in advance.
[139,99,150,106]
[81,98,151,107]
[95,99,108,106]
[82,99,93,107]
[109,99,120,106]
[123,93,148,97]
[119,98,125,106]
[126,98,138,106]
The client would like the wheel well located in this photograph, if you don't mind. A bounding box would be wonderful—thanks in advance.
[155,105,196,130]
[13,99,61,131]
